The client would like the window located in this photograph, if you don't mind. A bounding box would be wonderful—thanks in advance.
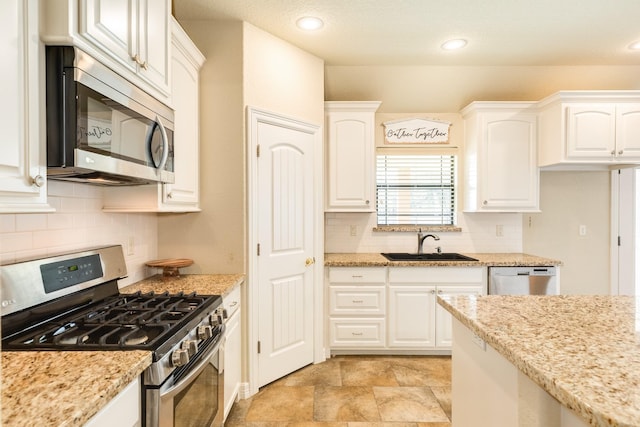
[376,154,456,225]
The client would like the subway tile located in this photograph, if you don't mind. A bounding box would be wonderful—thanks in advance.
[0,232,33,253]
[16,214,47,232]
[0,215,16,233]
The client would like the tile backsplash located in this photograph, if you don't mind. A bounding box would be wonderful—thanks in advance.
[325,211,523,253]
[0,181,157,287]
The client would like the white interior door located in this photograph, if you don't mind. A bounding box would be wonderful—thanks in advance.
[253,112,316,387]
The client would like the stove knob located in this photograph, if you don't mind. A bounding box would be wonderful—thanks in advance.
[209,314,220,327]
[197,325,213,340]
[222,308,229,319]
[181,339,198,356]
[171,348,190,367]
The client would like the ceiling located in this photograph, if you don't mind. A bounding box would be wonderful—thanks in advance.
[173,0,640,67]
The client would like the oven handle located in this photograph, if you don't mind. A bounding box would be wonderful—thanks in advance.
[160,339,222,400]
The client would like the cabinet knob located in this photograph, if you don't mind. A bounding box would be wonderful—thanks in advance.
[483,200,488,205]
[31,175,44,188]
[430,289,436,294]
[305,257,315,267]
[365,200,370,205]
[611,150,616,155]
[618,150,624,155]
[167,192,173,199]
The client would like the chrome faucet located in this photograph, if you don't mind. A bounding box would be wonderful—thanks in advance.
[417,229,440,254]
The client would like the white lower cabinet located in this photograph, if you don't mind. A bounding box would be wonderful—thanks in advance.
[223,284,242,421]
[328,266,486,353]
[328,267,387,349]
[84,377,140,427]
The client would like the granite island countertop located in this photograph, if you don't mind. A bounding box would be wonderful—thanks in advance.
[437,294,640,427]
[325,252,562,267]
[1,274,244,427]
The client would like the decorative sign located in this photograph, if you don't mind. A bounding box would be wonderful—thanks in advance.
[383,118,451,144]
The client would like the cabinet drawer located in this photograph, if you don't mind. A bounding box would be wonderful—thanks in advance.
[329,267,386,284]
[329,319,385,347]
[329,286,385,315]
[389,267,485,284]
[223,284,241,317]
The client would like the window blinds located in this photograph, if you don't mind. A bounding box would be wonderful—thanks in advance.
[376,155,456,225]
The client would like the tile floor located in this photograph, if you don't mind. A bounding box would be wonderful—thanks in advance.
[224,355,452,427]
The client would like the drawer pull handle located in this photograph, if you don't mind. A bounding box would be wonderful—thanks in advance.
[352,275,363,278]
[352,332,363,336]
[229,301,238,307]
[352,300,364,303]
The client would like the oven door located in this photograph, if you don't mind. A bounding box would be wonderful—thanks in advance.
[146,338,224,427]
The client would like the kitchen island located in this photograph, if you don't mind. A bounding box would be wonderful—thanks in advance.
[437,294,640,427]
[1,273,243,427]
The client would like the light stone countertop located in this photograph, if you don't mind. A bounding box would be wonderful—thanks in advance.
[120,273,245,297]
[1,351,151,427]
[437,294,640,427]
[324,252,562,267]
[1,274,244,427]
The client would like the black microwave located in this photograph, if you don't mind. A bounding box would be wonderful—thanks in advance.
[45,46,175,186]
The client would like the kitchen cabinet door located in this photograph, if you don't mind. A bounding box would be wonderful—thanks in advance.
[80,0,138,75]
[566,104,616,159]
[388,285,436,348]
[84,377,140,427]
[615,104,640,160]
[434,285,483,348]
[81,0,170,94]
[0,0,53,213]
[223,307,241,420]
[462,103,539,212]
[325,101,381,212]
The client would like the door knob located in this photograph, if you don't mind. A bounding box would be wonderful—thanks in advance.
[305,257,315,267]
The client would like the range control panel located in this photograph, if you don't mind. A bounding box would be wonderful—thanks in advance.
[40,254,104,294]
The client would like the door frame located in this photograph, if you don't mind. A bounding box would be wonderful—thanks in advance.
[610,167,637,295]
[246,107,325,397]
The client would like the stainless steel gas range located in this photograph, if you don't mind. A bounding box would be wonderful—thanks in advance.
[0,245,225,427]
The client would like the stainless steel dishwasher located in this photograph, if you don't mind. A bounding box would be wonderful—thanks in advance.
[488,266,558,295]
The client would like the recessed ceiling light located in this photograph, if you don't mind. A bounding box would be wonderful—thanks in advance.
[441,39,467,50]
[629,41,640,50]
[296,16,324,31]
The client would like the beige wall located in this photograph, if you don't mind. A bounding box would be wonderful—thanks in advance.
[523,171,611,294]
[158,20,245,273]
[158,21,324,274]
[243,24,325,125]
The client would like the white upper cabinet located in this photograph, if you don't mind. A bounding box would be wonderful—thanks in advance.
[41,0,171,100]
[462,102,539,212]
[538,91,640,168]
[103,18,204,212]
[0,0,54,213]
[325,101,381,212]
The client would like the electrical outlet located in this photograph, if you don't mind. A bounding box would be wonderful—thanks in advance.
[496,225,504,237]
[349,225,357,236]
[579,225,587,236]
[127,236,135,256]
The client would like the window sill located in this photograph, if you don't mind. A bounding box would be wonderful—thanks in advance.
[373,225,462,233]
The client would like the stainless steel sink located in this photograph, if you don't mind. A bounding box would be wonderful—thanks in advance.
[381,252,478,262]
